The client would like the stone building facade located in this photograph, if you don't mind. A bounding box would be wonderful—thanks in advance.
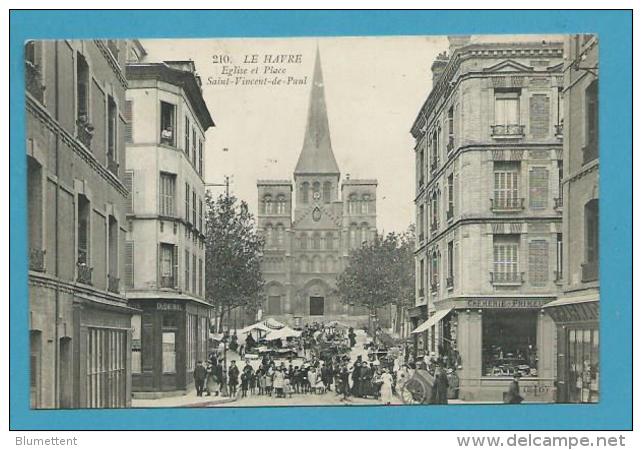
[26,39,136,408]
[124,52,214,397]
[544,35,599,403]
[257,50,378,327]
[409,37,564,401]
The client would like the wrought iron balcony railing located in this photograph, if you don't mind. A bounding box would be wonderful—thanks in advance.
[490,271,524,285]
[490,197,525,212]
[555,124,564,137]
[29,248,46,272]
[76,262,93,285]
[76,118,94,150]
[25,61,45,103]
[581,261,599,283]
[107,274,120,293]
[491,124,525,137]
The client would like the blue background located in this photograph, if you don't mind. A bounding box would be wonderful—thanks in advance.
[9,10,632,430]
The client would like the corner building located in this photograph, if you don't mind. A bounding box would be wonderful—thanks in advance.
[257,49,377,327]
[124,53,214,398]
[26,40,136,408]
[409,37,564,402]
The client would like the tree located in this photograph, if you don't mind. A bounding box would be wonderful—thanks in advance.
[336,226,416,326]
[204,191,265,332]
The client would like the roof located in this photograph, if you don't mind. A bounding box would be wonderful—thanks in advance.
[126,62,215,130]
[294,47,341,176]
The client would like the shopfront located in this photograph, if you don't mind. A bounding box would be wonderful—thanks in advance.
[129,298,211,398]
[544,294,599,403]
[444,298,557,402]
[407,305,427,360]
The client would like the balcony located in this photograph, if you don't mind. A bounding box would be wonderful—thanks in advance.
[491,124,525,138]
[554,197,563,210]
[107,274,120,293]
[107,157,119,176]
[76,117,95,150]
[581,261,599,283]
[446,276,454,289]
[29,248,46,272]
[25,60,45,103]
[490,271,524,286]
[555,124,564,138]
[160,276,175,289]
[582,142,598,165]
[490,197,525,212]
[447,136,454,153]
[76,262,93,285]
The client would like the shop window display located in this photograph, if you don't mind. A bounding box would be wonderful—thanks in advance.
[482,310,538,377]
[568,328,599,403]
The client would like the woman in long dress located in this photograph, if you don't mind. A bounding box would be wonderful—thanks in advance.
[380,369,394,405]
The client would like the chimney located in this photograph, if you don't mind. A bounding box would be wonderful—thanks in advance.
[431,51,449,87]
[448,35,471,55]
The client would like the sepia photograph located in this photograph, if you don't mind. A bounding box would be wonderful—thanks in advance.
[22,32,603,412]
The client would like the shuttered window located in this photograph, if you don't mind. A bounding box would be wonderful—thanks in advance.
[493,235,519,276]
[185,182,190,222]
[124,171,134,214]
[529,167,549,209]
[184,117,190,154]
[185,250,190,292]
[494,162,520,207]
[159,172,176,217]
[124,100,133,143]
[528,240,549,286]
[529,94,550,138]
[192,254,197,295]
[124,241,134,288]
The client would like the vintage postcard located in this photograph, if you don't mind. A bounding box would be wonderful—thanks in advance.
[22,33,604,412]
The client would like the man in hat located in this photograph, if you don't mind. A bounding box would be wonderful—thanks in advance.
[228,360,240,396]
[193,360,207,397]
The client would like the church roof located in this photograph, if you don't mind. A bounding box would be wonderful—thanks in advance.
[294,47,341,176]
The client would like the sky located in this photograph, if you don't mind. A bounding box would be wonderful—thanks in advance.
[141,34,561,234]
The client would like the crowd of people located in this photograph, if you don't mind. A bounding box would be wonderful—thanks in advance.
[192,321,465,405]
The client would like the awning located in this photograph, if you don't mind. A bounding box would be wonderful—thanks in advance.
[412,308,452,334]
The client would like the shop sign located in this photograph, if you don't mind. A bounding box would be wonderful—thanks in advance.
[157,302,182,311]
[466,298,549,309]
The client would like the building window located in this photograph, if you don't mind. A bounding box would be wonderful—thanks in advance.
[192,254,197,295]
[264,194,273,214]
[192,128,197,165]
[199,198,203,232]
[494,91,520,127]
[76,53,90,123]
[529,167,549,209]
[447,174,454,219]
[301,182,309,204]
[430,191,439,232]
[584,80,599,163]
[185,182,190,222]
[107,95,118,172]
[198,140,203,175]
[528,240,549,286]
[349,194,359,214]
[447,106,454,151]
[184,117,190,155]
[159,243,177,288]
[275,224,284,247]
[419,258,425,297]
[492,234,521,284]
[107,40,119,60]
[418,204,425,241]
[567,328,599,403]
[276,194,286,214]
[323,181,332,203]
[185,249,190,292]
[447,240,454,288]
[360,223,369,245]
[192,190,197,229]
[430,251,439,291]
[108,215,119,292]
[124,241,134,289]
[582,199,599,282]
[482,310,538,377]
[325,232,334,250]
[28,157,44,271]
[361,194,370,214]
[556,233,563,282]
[493,162,521,210]
[159,172,176,217]
[556,88,564,136]
[131,315,141,374]
[77,194,91,269]
[162,331,176,374]
[418,147,425,187]
[160,102,176,145]
[199,258,203,296]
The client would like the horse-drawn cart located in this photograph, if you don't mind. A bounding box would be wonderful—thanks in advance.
[399,368,436,404]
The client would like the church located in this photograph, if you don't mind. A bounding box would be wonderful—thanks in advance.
[257,49,378,327]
